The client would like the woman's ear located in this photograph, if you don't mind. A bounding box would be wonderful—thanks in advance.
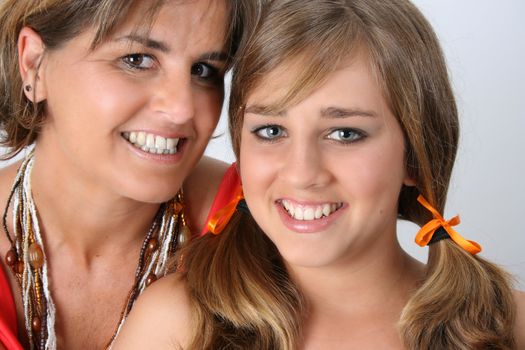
[18,26,47,103]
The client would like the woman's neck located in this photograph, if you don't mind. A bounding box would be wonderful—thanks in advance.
[29,146,161,261]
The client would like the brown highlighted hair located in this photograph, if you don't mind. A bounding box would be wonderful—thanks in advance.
[0,0,247,159]
[182,0,516,349]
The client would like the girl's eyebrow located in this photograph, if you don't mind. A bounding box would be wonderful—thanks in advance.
[244,104,286,117]
[114,34,228,62]
[244,105,377,118]
[320,107,377,119]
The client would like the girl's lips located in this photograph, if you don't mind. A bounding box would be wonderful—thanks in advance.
[276,201,347,234]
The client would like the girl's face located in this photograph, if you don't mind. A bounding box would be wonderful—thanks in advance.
[33,0,227,202]
[240,51,413,269]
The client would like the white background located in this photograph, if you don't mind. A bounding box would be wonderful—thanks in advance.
[204,0,525,289]
[1,1,523,288]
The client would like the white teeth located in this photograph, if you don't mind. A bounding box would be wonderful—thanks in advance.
[155,135,166,149]
[122,131,180,155]
[303,208,314,221]
[136,132,146,146]
[322,204,331,217]
[166,138,177,150]
[146,134,155,148]
[282,200,342,221]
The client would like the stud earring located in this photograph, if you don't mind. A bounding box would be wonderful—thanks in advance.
[24,85,32,92]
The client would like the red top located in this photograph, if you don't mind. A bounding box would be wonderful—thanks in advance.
[0,265,22,350]
[0,164,240,349]
[201,163,241,236]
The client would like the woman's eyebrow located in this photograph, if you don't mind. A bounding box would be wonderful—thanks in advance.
[198,51,228,62]
[115,34,170,52]
[113,34,228,62]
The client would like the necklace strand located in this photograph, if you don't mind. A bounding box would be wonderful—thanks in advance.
[2,151,188,349]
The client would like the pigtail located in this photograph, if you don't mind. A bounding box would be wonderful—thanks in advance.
[399,240,516,349]
[181,211,305,350]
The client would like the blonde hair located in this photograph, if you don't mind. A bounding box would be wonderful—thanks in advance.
[183,0,516,348]
[0,0,246,159]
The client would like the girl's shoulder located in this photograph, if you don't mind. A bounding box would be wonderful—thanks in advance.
[112,273,192,350]
[515,290,525,348]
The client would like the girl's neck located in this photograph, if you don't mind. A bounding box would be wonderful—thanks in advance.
[288,237,425,316]
[289,238,424,349]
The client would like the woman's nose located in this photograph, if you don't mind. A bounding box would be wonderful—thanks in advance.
[150,71,195,124]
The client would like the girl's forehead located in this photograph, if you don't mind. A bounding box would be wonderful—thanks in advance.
[246,47,376,108]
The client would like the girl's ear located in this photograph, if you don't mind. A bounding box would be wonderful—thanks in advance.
[403,167,417,187]
[18,26,47,103]
[403,176,417,187]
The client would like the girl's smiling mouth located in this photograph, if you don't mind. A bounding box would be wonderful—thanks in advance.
[279,199,344,221]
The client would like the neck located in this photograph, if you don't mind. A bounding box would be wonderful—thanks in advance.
[29,145,161,259]
[288,236,424,317]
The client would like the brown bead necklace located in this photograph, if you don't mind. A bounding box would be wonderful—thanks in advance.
[2,150,191,349]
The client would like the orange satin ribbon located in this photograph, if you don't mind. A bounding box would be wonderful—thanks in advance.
[207,186,244,235]
[415,195,481,255]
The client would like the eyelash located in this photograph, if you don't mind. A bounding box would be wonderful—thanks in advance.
[326,128,366,144]
[251,125,367,145]
[251,124,287,143]
[120,54,222,85]
[121,53,156,71]
[191,62,222,84]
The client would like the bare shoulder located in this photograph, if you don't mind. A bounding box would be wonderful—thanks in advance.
[112,273,192,350]
[514,290,525,349]
[0,160,20,202]
[183,156,230,232]
[0,161,22,252]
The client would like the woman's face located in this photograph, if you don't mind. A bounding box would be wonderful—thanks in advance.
[240,52,413,269]
[34,0,227,202]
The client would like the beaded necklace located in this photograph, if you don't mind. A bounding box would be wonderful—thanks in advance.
[2,151,190,349]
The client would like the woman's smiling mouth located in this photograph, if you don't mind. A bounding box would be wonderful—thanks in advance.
[122,131,182,155]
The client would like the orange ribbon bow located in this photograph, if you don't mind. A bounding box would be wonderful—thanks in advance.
[415,195,481,255]
[207,186,244,235]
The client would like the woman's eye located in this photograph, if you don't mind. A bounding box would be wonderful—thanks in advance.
[191,62,219,80]
[121,54,155,70]
[252,125,286,141]
[327,128,364,143]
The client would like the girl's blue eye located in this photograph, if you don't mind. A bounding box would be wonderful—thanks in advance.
[122,54,155,70]
[191,62,219,80]
[253,125,285,140]
[327,128,363,143]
